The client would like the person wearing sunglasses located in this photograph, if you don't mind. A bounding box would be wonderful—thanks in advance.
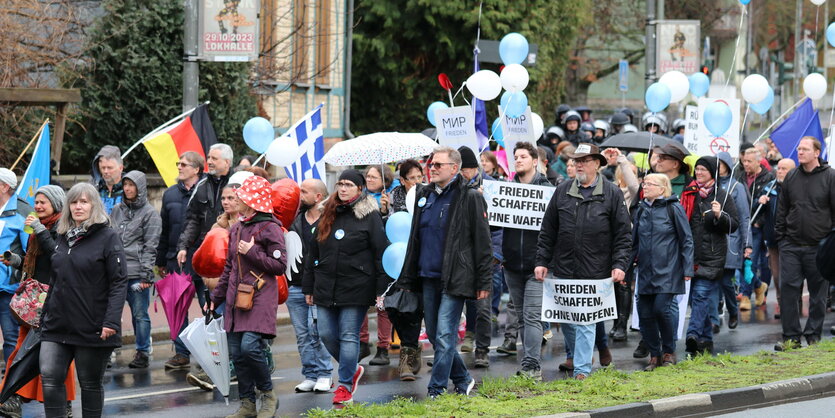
[397,146,492,398]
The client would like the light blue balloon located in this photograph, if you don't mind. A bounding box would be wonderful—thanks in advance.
[382,242,408,280]
[242,117,274,154]
[689,72,710,97]
[491,118,504,144]
[426,101,449,127]
[739,0,751,5]
[385,211,412,243]
[645,82,671,113]
[827,22,835,48]
[500,91,528,118]
[704,101,733,137]
[751,87,775,115]
[499,32,529,65]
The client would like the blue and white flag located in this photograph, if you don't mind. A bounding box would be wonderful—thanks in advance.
[17,123,50,207]
[283,104,325,182]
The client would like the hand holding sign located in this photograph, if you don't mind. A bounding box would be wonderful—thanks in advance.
[534,266,548,282]
[611,268,625,284]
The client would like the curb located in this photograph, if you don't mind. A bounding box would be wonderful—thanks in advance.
[537,371,835,417]
[120,313,293,345]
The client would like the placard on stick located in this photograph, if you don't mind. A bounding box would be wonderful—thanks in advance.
[499,106,535,173]
[434,106,479,156]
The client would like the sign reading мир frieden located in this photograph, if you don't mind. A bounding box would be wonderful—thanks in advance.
[541,278,617,325]
[482,180,555,231]
[199,0,260,61]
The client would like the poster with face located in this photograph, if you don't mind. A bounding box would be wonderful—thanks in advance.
[199,0,260,62]
[656,20,700,76]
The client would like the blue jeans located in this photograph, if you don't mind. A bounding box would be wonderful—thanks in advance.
[687,278,719,342]
[711,269,739,326]
[316,305,365,389]
[637,293,677,357]
[173,276,206,356]
[563,321,607,359]
[228,331,272,402]
[422,277,471,396]
[562,323,596,377]
[126,279,151,353]
[286,286,332,380]
[0,292,18,364]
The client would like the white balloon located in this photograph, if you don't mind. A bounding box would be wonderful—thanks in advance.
[466,70,502,101]
[804,73,828,100]
[811,0,825,6]
[265,136,299,167]
[741,74,769,104]
[405,186,416,214]
[531,112,544,139]
[658,71,690,103]
[500,64,529,93]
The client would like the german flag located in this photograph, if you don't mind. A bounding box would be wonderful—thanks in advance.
[143,104,217,187]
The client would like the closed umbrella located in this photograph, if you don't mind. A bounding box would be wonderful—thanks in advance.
[179,306,230,404]
[155,271,196,341]
[0,328,41,404]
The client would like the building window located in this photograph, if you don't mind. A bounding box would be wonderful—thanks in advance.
[315,0,331,86]
[292,0,309,81]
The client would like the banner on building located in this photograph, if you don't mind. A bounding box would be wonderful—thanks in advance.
[541,277,618,325]
[656,20,700,76]
[199,0,260,62]
[482,180,554,231]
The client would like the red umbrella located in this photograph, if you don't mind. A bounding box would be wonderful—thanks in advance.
[156,271,196,341]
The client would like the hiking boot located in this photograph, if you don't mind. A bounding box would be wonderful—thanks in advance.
[0,394,22,418]
[398,348,416,381]
[610,322,627,342]
[460,331,475,352]
[358,342,372,362]
[164,353,190,370]
[474,347,489,368]
[774,339,800,352]
[128,351,149,369]
[728,315,739,329]
[257,388,279,418]
[517,367,542,381]
[496,337,517,355]
[632,340,649,358]
[187,369,214,392]
[739,296,752,311]
[685,336,699,355]
[662,353,676,367]
[408,346,422,375]
[644,356,660,372]
[558,358,574,371]
[369,347,390,366]
[754,283,768,306]
[598,347,612,367]
[225,398,256,418]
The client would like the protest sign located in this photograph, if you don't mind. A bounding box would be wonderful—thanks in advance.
[541,277,617,325]
[683,105,699,154]
[482,180,555,231]
[499,106,535,173]
[693,97,741,157]
[435,106,479,155]
[631,270,691,339]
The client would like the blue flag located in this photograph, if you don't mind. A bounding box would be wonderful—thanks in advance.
[16,124,51,207]
[770,98,825,164]
[473,52,489,151]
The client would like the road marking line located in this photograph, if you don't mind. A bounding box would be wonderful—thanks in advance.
[104,377,284,402]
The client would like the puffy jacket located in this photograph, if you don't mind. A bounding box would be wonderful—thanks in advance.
[503,172,554,273]
[177,172,231,253]
[631,197,694,295]
[91,145,123,215]
[718,174,751,270]
[535,176,632,280]
[690,187,739,279]
[397,176,493,298]
[776,159,835,246]
[302,195,389,307]
[156,179,199,267]
[41,223,128,348]
[110,171,162,283]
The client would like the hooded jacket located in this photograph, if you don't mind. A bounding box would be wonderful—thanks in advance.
[536,175,633,279]
[177,171,231,254]
[110,171,162,283]
[302,195,389,307]
[632,196,694,295]
[775,159,835,246]
[91,145,123,215]
[503,172,553,273]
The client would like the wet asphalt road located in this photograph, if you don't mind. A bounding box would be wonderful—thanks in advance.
[18,292,835,417]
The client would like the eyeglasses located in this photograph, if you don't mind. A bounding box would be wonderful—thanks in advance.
[405,175,423,182]
[365,175,381,181]
[335,182,356,189]
[429,162,455,169]
[177,162,196,168]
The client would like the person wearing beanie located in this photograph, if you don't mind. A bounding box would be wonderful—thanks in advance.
[0,185,77,417]
[685,156,739,356]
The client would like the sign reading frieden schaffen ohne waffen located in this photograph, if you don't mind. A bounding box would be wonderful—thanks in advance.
[482,180,555,231]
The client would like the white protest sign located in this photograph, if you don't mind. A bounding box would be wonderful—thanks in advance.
[631,271,691,340]
[482,180,555,231]
[499,106,535,173]
[683,105,699,155]
[541,277,618,325]
[694,97,741,156]
[434,106,480,155]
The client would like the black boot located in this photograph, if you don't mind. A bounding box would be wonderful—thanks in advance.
[369,347,390,365]
[611,283,631,342]
[632,340,649,358]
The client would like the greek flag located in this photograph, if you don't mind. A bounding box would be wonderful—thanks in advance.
[284,104,325,182]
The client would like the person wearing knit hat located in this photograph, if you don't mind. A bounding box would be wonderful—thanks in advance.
[338,169,365,189]
[458,146,479,170]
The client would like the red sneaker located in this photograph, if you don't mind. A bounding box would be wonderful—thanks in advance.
[351,365,365,397]
[332,385,352,404]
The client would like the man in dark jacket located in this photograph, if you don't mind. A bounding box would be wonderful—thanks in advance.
[158,151,204,370]
[176,143,233,267]
[397,146,492,398]
[742,148,776,308]
[502,142,557,380]
[774,137,835,350]
[91,145,124,215]
[535,143,632,380]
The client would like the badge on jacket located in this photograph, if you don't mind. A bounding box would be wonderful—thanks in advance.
[418,197,427,208]
[335,229,345,240]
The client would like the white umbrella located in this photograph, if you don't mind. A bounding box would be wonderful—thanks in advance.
[322,132,438,166]
[180,316,231,404]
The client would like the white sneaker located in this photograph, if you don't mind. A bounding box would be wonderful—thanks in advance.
[294,379,317,393]
[314,377,333,393]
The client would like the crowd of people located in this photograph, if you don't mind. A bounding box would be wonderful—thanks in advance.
[0,103,832,416]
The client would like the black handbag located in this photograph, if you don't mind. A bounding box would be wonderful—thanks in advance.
[383,288,420,313]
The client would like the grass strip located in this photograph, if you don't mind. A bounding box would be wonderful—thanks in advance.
[307,339,835,417]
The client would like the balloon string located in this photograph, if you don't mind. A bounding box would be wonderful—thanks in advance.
[751,96,806,145]
[644,113,656,176]
[723,5,747,90]
[487,93,513,144]
[828,85,835,160]
[721,105,750,209]
[451,83,467,104]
